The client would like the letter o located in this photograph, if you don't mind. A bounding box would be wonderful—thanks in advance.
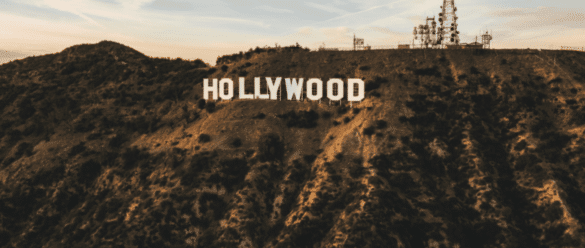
[306,78,323,100]
[327,78,343,101]
[219,78,234,100]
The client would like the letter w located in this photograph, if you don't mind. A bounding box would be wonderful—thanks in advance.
[285,78,303,100]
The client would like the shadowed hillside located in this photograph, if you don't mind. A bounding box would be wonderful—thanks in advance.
[1,41,585,247]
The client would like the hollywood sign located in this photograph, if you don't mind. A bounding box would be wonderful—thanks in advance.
[203,77,365,102]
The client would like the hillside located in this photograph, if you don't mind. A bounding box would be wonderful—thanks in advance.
[1,41,585,247]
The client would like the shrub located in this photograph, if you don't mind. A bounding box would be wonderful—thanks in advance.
[74,117,96,133]
[17,98,36,120]
[359,65,370,71]
[413,66,441,77]
[198,134,211,143]
[258,132,284,162]
[205,101,215,113]
[303,154,317,164]
[14,142,32,158]
[221,65,229,72]
[365,80,380,92]
[69,142,87,157]
[363,126,375,136]
[197,99,206,109]
[231,138,242,147]
[277,110,319,128]
[336,105,348,115]
[78,159,102,184]
[108,135,126,148]
[375,120,387,129]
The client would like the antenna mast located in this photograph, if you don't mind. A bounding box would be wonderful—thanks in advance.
[438,0,459,46]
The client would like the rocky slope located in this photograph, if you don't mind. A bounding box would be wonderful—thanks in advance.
[1,41,585,247]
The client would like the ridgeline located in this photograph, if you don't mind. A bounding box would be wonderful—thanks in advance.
[1,41,585,247]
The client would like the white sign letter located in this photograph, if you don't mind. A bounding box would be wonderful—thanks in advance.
[327,78,343,101]
[254,77,270,99]
[239,77,253,99]
[219,78,234,100]
[348,78,365,102]
[203,78,218,100]
[285,78,304,100]
[266,77,281,100]
[306,78,323,101]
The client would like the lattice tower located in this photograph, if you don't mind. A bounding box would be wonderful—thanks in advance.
[438,0,459,45]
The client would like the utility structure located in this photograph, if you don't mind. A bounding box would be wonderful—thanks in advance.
[438,0,460,46]
[353,34,365,51]
[410,0,493,49]
[481,30,493,49]
[413,17,439,48]
[412,0,462,48]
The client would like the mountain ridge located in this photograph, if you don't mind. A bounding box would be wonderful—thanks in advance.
[0,41,585,247]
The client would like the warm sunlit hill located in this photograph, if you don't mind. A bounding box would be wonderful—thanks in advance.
[1,40,585,248]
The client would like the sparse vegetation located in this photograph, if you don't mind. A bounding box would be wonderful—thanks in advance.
[359,65,370,71]
[197,98,206,109]
[0,42,584,248]
[277,110,319,128]
[205,101,216,113]
[363,126,375,136]
[231,138,242,147]
[257,132,284,162]
[198,133,211,143]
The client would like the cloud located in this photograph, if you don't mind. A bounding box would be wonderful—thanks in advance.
[147,0,193,11]
[254,5,294,14]
[20,0,270,29]
[33,0,106,27]
[305,2,349,15]
[119,0,155,10]
[319,26,352,45]
[298,27,314,35]
[488,6,585,30]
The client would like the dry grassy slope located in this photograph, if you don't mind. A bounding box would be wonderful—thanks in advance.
[1,41,585,248]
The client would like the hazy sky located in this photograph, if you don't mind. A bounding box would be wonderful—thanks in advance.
[1,0,584,65]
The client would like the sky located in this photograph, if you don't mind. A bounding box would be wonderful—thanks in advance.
[1,0,584,65]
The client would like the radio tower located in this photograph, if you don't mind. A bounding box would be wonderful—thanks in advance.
[438,0,460,46]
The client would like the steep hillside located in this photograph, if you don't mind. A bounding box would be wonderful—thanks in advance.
[1,41,585,248]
